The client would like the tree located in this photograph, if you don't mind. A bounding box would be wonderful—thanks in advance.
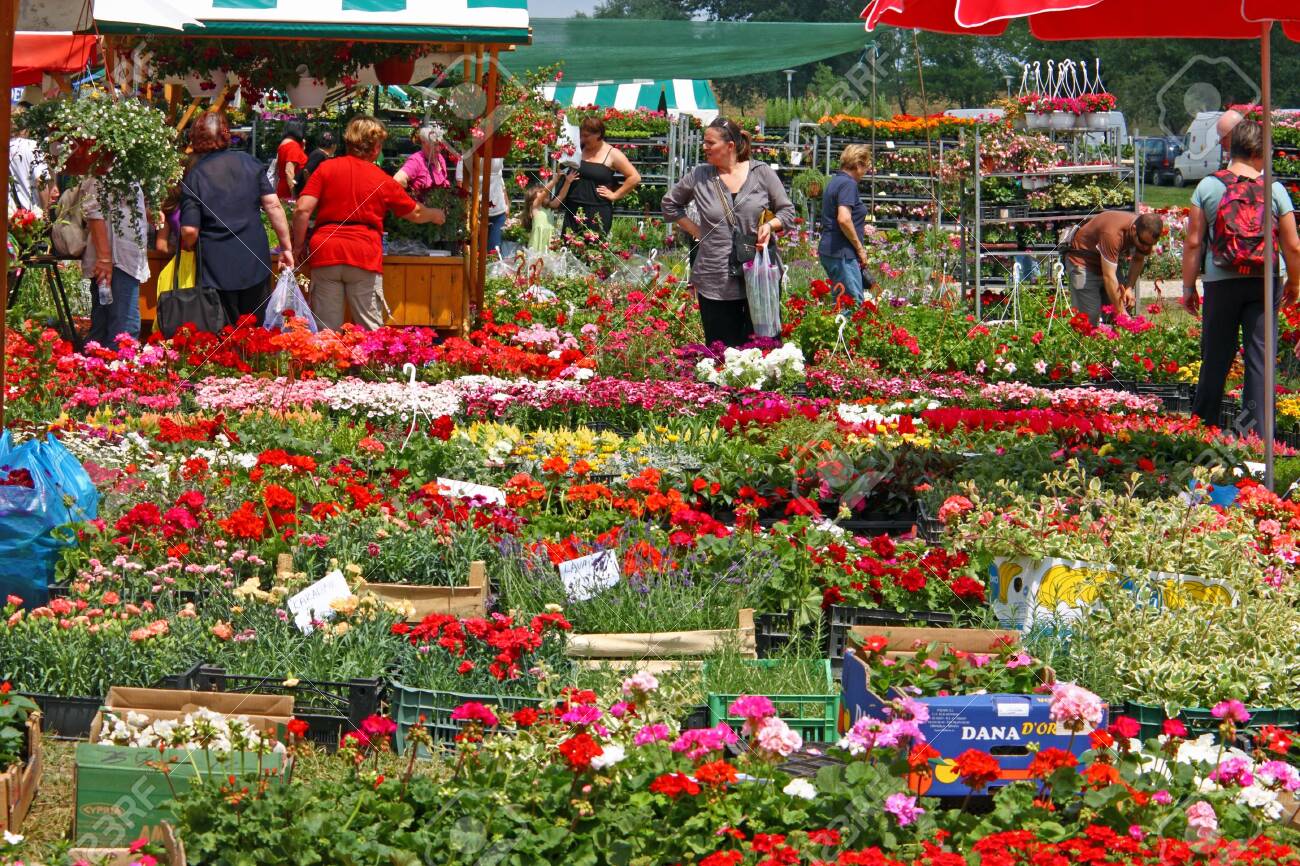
[590,0,696,18]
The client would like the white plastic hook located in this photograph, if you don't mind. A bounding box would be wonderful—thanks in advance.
[400,362,422,452]
[1093,59,1105,95]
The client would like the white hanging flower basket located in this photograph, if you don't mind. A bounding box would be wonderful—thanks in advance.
[184,71,228,100]
[287,73,329,109]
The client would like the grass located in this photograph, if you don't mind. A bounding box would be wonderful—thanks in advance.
[1143,184,1191,210]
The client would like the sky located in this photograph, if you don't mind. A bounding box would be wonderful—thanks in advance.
[529,0,598,16]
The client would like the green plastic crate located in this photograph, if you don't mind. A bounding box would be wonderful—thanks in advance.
[391,681,546,756]
[1124,701,1299,742]
[704,659,839,743]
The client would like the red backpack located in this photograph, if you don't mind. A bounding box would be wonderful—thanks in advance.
[1210,169,1277,274]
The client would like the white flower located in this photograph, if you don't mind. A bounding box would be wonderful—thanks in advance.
[3,831,23,846]
[1238,784,1283,820]
[590,743,625,770]
[782,778,817,800]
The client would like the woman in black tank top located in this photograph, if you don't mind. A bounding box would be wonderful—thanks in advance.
[559,116,641,239]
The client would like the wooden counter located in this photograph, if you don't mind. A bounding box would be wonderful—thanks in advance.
[141,252,467,333]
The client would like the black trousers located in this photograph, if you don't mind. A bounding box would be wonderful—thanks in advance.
[218,281,271,329]
[1191,276,1280,436]
[698,294,753,348]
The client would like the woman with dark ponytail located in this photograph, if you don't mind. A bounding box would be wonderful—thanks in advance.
[663,117,795,348]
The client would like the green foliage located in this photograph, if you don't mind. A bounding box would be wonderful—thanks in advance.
[0,689,38,770]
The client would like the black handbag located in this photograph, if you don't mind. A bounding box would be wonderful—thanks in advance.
[713,173,757,279]
[156,239,229,338]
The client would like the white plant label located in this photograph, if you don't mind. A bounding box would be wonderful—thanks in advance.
[287,570,352,634]
[437,477,506,506]
[559,551,621,601]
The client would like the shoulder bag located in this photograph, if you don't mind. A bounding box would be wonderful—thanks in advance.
[156,237,229,338]
[712,172,758,280]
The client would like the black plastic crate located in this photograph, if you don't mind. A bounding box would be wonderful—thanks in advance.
[27,693,101,739]
[1131,382,1192,414]
[679,704,711,730]
[826,605,960,668]
[25,663,202,740]
[193,666,383,751]
[917,501,944,545]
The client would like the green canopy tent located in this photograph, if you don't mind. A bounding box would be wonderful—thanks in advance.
[507,18,869,81]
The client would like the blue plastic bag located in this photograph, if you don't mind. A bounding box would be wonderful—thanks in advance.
[0,432,99,607]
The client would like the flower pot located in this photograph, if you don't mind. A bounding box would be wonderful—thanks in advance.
[286,74,329,110]
[184,71,227,99]
[61,139,113,177]
[805,182,822,198]
[1025,112,1051,130]
[1085,111,1111,130]
[373,56,416,86]
[1049,111,1077,130]
[489,134,514,159]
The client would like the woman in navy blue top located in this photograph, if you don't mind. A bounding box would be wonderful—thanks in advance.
[817,144,872,308]
[179,112,294,328]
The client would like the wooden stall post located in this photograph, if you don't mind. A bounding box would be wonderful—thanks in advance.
[0,0,15,430]
[477,48,499,322]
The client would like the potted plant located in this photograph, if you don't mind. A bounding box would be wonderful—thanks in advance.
[489,65,563,165]
[792,168,828,200]
[46,94,183,235]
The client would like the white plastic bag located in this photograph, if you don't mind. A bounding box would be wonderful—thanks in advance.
[743,246,782,338]
[265,269,318,333]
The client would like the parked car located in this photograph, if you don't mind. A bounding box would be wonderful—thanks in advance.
[1136,137,1183,186]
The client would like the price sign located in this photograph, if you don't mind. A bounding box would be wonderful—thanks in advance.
[287,570,351,634]
[558,551,621,601]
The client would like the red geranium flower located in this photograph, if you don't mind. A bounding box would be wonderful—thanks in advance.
[953,748,1001,792]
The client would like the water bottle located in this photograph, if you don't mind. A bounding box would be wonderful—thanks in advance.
[98,282,112,306]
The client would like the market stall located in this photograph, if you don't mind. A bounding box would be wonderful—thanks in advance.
[21,0,530,336]
[541,78,719,126]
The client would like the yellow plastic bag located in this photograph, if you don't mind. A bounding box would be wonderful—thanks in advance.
[157,250,196,295]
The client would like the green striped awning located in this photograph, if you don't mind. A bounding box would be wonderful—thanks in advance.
[542,79,718,123]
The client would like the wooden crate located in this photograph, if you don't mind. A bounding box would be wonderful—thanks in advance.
[0,713,42,834]
[565,609,756,673]
[362,560,489,621]
[68,820,187,865]
[139,254,466,334]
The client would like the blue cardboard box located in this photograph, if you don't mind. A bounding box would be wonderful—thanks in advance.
[839,629,1105,797]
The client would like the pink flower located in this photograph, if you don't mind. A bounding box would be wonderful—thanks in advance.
[883,792,924,827]
[1185,801,1218,839]
[1005,652,1034,669]
[728,694,776,722]
[1153,789,1173,805]
[1048,682,1104,732]
[1211,700,1250,724]
[937,495,974,523]
[670,724,738,761]
[622,672,659,696]
[1209,756,1254,788]
[633,723,671,746]
[1128,826,1145,842]
[450,702,499,727]
[755,716,802,757]
[561,705,603,727]
[1257,761,1300,792]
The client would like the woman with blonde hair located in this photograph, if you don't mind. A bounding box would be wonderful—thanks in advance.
[818,143,872,307]
[292,116,445,331]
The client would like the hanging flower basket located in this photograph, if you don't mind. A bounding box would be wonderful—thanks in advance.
[1024,112,1051,130]
[184,71,227,100]
[1085,111,1111,130]
[61,139,113,177]
[286,74,329,109]
[373,56,416,86]
[1049,111,1077,130]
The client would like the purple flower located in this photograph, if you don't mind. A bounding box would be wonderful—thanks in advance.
[883,792,924,827]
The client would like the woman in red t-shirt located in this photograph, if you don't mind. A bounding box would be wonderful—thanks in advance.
[291,116,445,330]
[276,121,309,201]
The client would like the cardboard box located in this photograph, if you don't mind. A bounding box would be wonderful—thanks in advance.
[100,687,294,736]
[362,561,489,621]
[68,820,187,866]
[0,713,41,833]
[565,609,755,672]
[840,627,1098,798]
[72,742,290,847]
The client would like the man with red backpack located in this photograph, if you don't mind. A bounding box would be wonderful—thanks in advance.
[1183,119,1300,435]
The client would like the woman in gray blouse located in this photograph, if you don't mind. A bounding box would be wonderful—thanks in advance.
[664,117,796,348]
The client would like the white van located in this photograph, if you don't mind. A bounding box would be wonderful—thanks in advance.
[1172,111,1223,187]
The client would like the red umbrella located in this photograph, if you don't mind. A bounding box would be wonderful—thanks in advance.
[861,0,1300,488]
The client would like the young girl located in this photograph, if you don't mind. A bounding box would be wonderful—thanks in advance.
[523,171,574,253]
